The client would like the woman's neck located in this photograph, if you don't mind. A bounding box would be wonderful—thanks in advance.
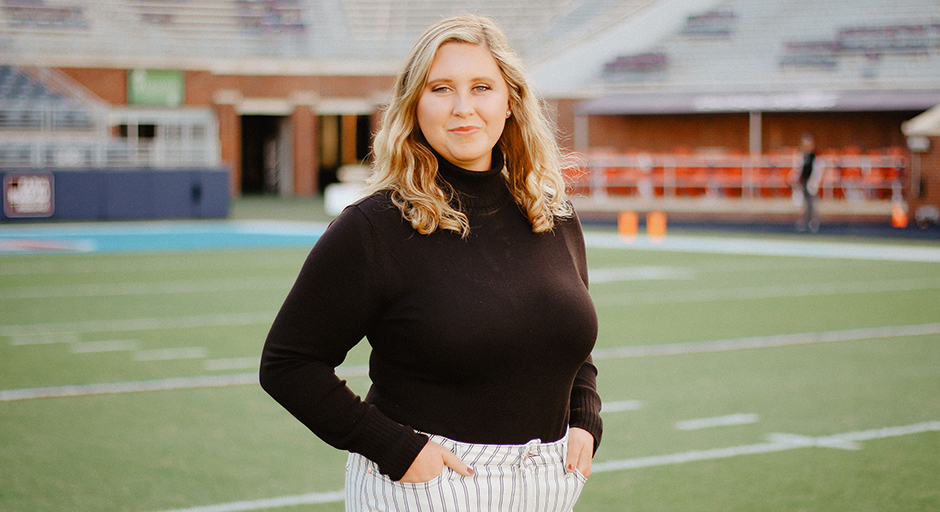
[434,148,509,213]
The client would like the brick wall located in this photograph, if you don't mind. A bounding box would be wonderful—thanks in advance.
[581,111,917,154]
[58,68,127,104]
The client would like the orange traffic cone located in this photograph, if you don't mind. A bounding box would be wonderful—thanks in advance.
[618,210,638,242]
[647,211,667,243]
[891,203,908,228]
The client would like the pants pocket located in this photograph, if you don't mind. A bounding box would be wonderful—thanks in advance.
[571,467,588,484]
[345,452,451,512]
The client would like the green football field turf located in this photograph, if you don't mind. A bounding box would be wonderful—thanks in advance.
[1,204,938,512]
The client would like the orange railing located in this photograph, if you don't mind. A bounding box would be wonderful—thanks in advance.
[565,148,906,203]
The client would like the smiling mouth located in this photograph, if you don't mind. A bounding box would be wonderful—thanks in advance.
[450,126,480,135]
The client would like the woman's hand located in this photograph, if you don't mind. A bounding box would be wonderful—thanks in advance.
[399,441,474,483]
[565,427,594,478]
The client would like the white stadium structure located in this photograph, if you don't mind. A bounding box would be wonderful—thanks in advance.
[1,0,939,225]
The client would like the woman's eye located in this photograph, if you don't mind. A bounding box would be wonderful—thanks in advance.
[473,85,491,92]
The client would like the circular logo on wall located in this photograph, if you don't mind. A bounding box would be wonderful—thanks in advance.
[3,173,55,218]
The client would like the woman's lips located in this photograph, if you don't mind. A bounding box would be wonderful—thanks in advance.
[450,126,480,135]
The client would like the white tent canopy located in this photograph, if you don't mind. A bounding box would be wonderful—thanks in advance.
[903,104,940,137]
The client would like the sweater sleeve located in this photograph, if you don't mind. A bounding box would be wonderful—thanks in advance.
[259,202,428,480]
[569,356,603,454]
[565,210,604,454]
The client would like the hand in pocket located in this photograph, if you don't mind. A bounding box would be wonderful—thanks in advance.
[399,441,475,483]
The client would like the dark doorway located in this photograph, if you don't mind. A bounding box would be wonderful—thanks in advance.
[241,115,283,195]
[317,114,373,193]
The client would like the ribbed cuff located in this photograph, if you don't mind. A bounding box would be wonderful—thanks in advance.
[351,407,429,481]
[378,428,430,481]
[569,393,604,454]
[570,414,603,454]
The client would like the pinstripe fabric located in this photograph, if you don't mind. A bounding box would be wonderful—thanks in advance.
[345,431,587,512]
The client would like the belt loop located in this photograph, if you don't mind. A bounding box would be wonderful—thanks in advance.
[520,438,540,463]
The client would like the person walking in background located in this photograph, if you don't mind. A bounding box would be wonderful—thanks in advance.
[260,14,602,512]
[797,133,822,232]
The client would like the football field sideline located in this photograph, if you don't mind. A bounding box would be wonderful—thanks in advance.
[1,222,938,512]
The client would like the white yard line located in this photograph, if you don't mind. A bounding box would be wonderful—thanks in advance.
[675,413,760,430]
[0,374,259,402]
[592,421,940,473]
[134,348,209,362]
[601,400,645,413]
[592,277,940,305]
[589,266,695,282]
[8,333,80,345]
[145,421,940,512]
[0,364,370,402]
[2,311,276,338]
[70,340,141,353]
[204,358,260,372]
[764,433,861,450]
[149,491,346,512]
[582,232,940,262]
[592,323,940,359]
[0,278,294,299]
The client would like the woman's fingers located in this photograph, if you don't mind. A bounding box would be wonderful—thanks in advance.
[399,442,446,482]
[399,441,473,482]
[441,447,475,477]
[565,427,594,478]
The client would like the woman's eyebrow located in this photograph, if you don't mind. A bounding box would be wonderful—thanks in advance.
[426,76,497,85]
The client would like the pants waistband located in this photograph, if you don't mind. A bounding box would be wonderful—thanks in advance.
[424,430,569,468]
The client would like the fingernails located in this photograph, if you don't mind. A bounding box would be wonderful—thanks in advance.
[468,467,475,476]
[567,464,574,472]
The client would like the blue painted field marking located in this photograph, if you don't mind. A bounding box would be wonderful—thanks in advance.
[0,221,327,254]
[4,223,938,260]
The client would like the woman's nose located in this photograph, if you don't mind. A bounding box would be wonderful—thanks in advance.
[453,92,473,116]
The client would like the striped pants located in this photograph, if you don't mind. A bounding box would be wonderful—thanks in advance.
[345,431,587,512]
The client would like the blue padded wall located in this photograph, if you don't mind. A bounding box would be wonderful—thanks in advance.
[1,168,230,221]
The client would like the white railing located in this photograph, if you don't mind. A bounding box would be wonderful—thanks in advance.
[0,138,218,170]
[1,64,220,170]
[566,151,906,203]
[0,102,220,170]
[0,104,102,133]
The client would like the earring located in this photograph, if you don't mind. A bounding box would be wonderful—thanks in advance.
[506,110,512,117]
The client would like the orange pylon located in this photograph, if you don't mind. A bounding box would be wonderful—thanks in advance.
[618,210,639,242]
[891,203,908,228]
[647,211,667,243]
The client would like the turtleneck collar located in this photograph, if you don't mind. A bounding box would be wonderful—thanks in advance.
[435,147,511,214]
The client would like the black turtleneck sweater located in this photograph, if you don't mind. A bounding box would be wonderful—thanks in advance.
[260,152,602,481]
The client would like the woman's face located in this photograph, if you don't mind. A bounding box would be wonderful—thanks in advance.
[417,42,511,171]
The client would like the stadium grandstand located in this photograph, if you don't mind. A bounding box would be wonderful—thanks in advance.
[1,0,939,226]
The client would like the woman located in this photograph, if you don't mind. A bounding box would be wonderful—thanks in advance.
[260,14,602,511]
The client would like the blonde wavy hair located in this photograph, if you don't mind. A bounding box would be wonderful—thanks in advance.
[369,14,572,237]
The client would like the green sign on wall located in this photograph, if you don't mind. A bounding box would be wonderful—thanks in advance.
[127,69,184,107]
